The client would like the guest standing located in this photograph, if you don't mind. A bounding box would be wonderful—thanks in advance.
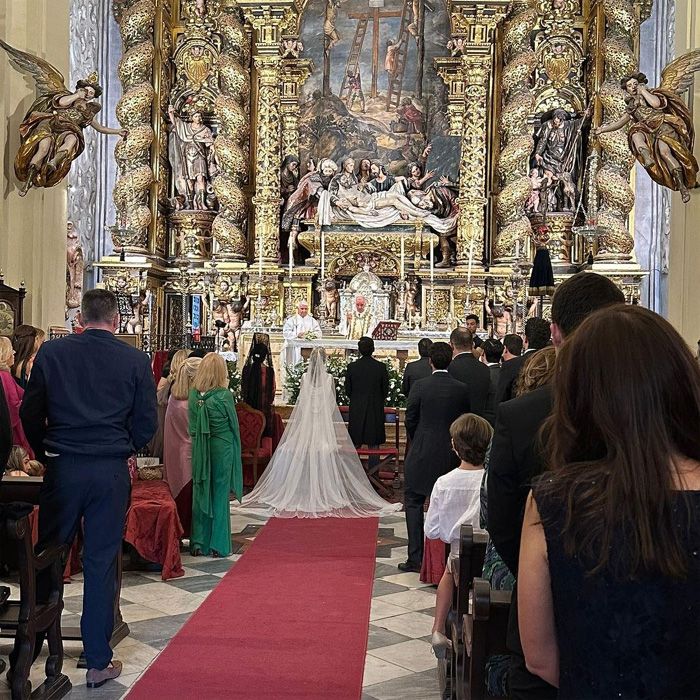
[189,353,242,557]
[401,342,470,572]
[0,379,11,468]
[0,337,34,458]
[487,272,625,700]
[447,327,490,417]
[464,314,484,349]
[513,347,556,399]
[11,324,44,389]
[151,348,190,458]
[345,336,389,453]
[19,289,157,688]
[519,305,700,698]
[482,338,504,426]
[401,337,433,398]
[502,333,523,363]
[241,342,276,438]
[496,317,550,404]
[164,357,202,537]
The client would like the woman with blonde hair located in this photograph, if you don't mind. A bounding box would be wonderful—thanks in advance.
[189,353,242,556]
[163,357,202,536]
[11,324,45,388]
[150,348,191,457]
[0,336,33,458]
[514,346,556,398]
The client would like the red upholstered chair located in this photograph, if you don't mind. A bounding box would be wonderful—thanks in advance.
[338,406,400,497]
[236,402,272,486]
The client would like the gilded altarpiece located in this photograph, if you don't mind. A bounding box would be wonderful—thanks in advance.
[98,0,649,350]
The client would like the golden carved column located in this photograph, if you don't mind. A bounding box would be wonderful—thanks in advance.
[212,5,251,262]
[240,3,293,266]
[439,1,509,271]
[590,0,638,261]
[493,0,538,263]
[280,58,312,159]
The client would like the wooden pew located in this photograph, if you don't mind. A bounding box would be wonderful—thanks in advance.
[462,578,512,700]
[0,504,71,699]
[0,477,129,662]
[446,524,488,700]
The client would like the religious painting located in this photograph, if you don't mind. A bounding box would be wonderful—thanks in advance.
[298,0,457,179]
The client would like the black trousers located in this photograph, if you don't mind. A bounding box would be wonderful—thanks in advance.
[403,487,427,566]
[12,455,130,671]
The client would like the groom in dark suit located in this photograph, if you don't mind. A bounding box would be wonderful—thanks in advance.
[448,327,490,417]
[345,337,389,456]
[400,342,471,572]
[401,337,433,398]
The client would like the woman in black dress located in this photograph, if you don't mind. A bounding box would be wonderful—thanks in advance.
[519,304,700,699]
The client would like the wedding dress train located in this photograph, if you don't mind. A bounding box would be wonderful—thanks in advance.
[238,348,402,518]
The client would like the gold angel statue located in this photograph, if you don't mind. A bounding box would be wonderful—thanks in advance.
[0,40,127,196]
[594,53,700,203]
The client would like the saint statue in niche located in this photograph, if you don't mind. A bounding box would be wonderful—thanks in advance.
[66,221,84,313]
[167,105,218,210]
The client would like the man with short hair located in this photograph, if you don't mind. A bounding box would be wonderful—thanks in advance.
[447,327,490,417]
[282,299,323,374]
[400,342,470,572]
[19,289,157,688]
[487,272,625,700]
[345,336,389,460]
[502,333,523,362]
[496,317,551,404]
[341,295,376,339]
[401,337,433,397]
[464,314,483,349]
[481,338,503,426]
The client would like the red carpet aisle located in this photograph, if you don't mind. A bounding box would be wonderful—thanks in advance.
[127,517,379,699]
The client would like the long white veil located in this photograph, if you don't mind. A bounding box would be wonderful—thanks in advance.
[239,347,401,518]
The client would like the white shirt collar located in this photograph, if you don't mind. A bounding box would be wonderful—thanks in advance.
[432,369,448,373]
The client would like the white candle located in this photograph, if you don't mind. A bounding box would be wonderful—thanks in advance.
[400,236,405,278]
[430,238,434,285]
[288,233,293,279]
[467,234,475,286]
[320,229,326,279]
[515,239,520,259]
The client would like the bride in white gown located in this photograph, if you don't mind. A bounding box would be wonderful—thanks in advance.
[239,347,402,517]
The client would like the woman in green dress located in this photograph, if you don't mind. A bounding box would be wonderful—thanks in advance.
[189,352,243,557]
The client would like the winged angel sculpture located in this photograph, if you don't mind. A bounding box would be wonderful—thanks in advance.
[594,51,700,203]
[0,40,126,196]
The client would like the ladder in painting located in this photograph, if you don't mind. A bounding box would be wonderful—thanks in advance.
[385,0,412,110]
[340,17,369,100]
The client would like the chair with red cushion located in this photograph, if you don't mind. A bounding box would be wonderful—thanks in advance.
[236,402,271,486]
[338,406,400,497]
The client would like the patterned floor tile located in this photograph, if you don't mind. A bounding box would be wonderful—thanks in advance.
[363,667,441,700]
[165,574,221,593]
[377,589,438,612]
[185,558,236,574]
[373,579,410,597]
[362,654,413,687]
[366,625,413,651]
[368,639,437,673]
[373,611,434,639]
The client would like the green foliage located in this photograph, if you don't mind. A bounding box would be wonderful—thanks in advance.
[283,354,406,408]
[226,361,242,403]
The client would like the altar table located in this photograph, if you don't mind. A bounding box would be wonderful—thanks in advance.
[124,480,185,581]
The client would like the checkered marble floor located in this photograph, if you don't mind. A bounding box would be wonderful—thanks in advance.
[0,511,440,700]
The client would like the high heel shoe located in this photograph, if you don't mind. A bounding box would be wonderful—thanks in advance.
[431,631,452,659]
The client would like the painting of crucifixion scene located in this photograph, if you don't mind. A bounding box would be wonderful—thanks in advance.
[282,0,460,258]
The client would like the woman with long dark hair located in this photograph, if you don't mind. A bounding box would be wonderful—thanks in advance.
[241,342,275,438]
[518,305,700,698]
[11,324,44,388]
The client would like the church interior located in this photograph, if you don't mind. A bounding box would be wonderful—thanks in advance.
[1,0,700,698]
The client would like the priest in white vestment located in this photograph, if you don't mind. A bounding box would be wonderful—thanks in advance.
[282,300,323,381]
[340,295,376,340]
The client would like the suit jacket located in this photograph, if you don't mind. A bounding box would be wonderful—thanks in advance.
[447,352,491,417]
[401,357,432,398]
[483,364,501,427]
[20,329,158,462]
[0,377,11,468]
[344,355,389,446]
[495,349,537,404]
[404,372,471,496]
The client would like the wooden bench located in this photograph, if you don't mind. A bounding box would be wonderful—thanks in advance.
[445,524,489,700]
[462,578,512,700]
[0,503,71,700]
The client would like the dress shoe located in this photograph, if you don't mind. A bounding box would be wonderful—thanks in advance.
[431,630,452,659]
[398,561,421,573]
[86,660,122,688]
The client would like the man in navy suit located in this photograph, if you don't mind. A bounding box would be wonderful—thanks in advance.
[401,337,433,398]
[19,289,157,688]
[400,342,470,572]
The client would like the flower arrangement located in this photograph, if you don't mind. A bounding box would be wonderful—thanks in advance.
[283,354,406,408]
[226,361,242,403]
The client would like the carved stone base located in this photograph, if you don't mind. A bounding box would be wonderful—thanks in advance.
[169,210,216,261]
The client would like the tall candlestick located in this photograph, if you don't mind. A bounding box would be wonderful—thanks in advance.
[288,233,294,280]
[429,239,434,286]
[515,239,520,259]
[320,229,326,279]
[400,236,405,278]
